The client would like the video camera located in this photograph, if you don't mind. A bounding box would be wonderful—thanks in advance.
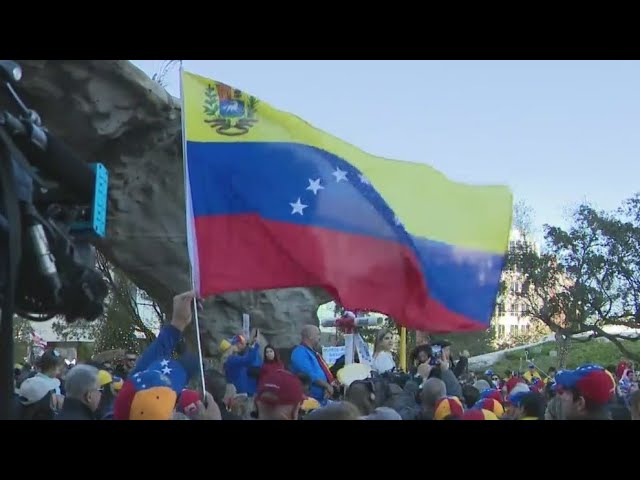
[0,60,109,323]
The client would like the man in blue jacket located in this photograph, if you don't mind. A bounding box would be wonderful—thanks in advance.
[290,325,334,405]
[130,290,197,378]
[223,334,260,395]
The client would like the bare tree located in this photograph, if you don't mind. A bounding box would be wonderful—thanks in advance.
[151,60,180,88]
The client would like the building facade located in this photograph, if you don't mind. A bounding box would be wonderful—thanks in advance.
[492,229,541,339]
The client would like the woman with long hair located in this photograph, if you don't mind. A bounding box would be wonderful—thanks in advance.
[258,344,284,387]
[372,329,396,374]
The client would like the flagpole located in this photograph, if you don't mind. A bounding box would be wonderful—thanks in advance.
[178,60,208,401]
[399,327,407,371]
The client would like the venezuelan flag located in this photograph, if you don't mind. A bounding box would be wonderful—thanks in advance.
[181,70,512,333]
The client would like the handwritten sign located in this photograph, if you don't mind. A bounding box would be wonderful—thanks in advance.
[322,346,346,366]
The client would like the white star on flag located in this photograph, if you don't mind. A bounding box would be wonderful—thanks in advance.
[290,198,308,215]
[306,178,324,195]
[160,359,170,367]
[359,174,370,185]
[394,215,402,226]
[162,367,172,375]
[332,167,348,182]
[141,384,146,389]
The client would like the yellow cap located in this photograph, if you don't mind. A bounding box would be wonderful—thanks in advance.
[219,339,232,353]
[97,370,113,387]
[130,387,177,420]
[112,377,124,391]
[301,397,320,412]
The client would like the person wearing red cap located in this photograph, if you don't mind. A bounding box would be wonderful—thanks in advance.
[555,364,615,420]
[255,369,305,420]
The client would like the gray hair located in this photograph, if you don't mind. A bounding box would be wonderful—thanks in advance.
[421,378,446,408]
[64,365,99,399]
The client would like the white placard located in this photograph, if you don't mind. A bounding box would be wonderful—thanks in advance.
[322,346,346,366]
[355,333,373,366]
[242,313,250,340]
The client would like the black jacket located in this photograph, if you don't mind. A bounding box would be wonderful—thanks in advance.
[56,398,96,421]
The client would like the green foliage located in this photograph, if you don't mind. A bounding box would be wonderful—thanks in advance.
[247,96,259,118]
[492,320,551,351]
[444,328,498,357]
[76,343,94,363]
[491,339,640,374]
[13,316,34,345]
[52,253,162,355]
[204,85,219,116]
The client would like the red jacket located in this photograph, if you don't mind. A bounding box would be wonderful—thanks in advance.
[258,346,284,387]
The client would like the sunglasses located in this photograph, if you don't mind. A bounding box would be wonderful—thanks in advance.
[492,376,499,381]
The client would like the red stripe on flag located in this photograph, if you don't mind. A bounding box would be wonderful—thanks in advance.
[194,214,485,332]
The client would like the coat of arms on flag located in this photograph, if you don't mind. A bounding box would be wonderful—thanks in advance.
[203,82,259,136]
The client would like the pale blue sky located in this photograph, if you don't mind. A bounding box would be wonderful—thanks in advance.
[132,60,640,233]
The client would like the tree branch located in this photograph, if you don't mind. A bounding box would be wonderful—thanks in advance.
[591,325,640,362]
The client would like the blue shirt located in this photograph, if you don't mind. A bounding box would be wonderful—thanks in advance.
[290,344,329,403]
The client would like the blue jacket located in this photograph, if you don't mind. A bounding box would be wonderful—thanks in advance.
[224,344,260,395]
[247,350,263,396]
[132,325,181,376]
[290,344,328,403]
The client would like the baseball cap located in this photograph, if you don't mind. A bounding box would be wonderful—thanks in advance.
[18,376,56,405]
[97,370,113,387]
[507,382,531,404]
[147,358,188,393]
[113,370,177,420]
[112,376,124,391]
[219,335,247,354]
[128,370,177,420]
[505,376,526,394]
[507,390,530,407]
[256,369,304,406]
[554,364,615,406]
[178,389,202,415]
[462,409,498,420]
[474,398,504,418]
[434,396,464,420]
[480,388,503,403]
[130,386,177,420]
[301,397,321,412]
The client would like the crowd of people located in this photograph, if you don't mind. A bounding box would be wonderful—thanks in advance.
[11,290,640,420]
